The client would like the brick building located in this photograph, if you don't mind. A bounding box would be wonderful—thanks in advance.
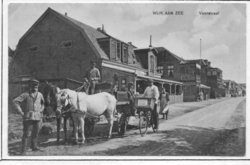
[10,8,183,103]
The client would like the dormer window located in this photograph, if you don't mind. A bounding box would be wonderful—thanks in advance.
[157,66,164,73]
[61,40,72,48]
[29,45,38,52]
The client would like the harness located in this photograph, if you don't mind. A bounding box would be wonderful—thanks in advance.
[62,92,99,119]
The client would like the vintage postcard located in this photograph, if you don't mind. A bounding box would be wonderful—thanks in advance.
[1,0,249,161]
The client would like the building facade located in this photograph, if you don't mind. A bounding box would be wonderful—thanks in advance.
[10,8,183,104]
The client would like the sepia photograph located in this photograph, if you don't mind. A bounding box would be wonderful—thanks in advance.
[3,1,247,160]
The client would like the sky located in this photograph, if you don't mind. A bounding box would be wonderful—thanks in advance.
[8,3,246,83]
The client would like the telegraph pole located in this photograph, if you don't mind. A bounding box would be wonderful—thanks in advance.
[200,38,202,92]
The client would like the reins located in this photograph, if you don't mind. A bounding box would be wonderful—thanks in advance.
[62,92,100,119]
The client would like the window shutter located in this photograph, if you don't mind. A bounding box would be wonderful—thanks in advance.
[110,39,117,60]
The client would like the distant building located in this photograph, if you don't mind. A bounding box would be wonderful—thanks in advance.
[135,47,210,102]
[207,67,226,98]
[134,47,183,104]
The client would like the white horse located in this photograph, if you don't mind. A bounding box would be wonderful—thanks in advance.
[55,88,117,144]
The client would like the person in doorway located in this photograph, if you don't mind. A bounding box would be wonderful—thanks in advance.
[160,88,170,120]
[13,79,44,155]
[198,90,204,101]
[86,60,101,94]
[127,82,136,116]
[143,79,160,129]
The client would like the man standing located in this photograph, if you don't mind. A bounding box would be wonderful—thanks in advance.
[13,79,44,155]
[143,79,160,129]
[86,60,101,94]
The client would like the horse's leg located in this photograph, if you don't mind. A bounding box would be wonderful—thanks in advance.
[79,114,86,144]
[70,115,75,138]
[71,113,78,145]
[63,117,68,143]
[56,117,61,143]
[104,111,114,139]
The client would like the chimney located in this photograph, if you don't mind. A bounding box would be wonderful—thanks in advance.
[149,35,152,47]
[65,12,67,16]
[102,24,105,32]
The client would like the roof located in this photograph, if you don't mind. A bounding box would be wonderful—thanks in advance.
[50,8,109,59]
[137,74,183,85]
[19,7,137,60]
[185,59,209,66]
[199,84,211,89]
[134,46,185,63]
[154,47,185,62]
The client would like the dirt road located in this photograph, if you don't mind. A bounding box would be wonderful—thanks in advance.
[9,97,245,156]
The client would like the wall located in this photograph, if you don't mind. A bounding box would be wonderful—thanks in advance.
[182,84,198,102]
[14,12,98,82]
[160,52,182,82]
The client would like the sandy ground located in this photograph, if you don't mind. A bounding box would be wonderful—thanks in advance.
[8,97,245,156]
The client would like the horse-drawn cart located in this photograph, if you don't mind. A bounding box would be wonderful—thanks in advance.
[41,78,133,142]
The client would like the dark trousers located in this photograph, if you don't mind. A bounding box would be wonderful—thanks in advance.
[22,120,41,153]
[153,103,159,129]
[89,81,97,94]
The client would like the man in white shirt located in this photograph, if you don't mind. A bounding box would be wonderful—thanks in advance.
[143,79,160,129]
[143,79,160,103]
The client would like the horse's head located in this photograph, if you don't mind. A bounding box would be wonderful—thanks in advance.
[42,82,58,111]
[55,89,72,115]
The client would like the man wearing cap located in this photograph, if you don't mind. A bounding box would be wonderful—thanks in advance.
[85,60,101,94]
[143,79,160,129]
[13,79,44,155]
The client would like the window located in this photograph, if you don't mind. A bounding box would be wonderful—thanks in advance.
[122,44,128,64]
[121,78,126,91]
[110,39,117,60]
[29,45,38,52]
[213,71,217,75]
[117,42,121,59]
[61,40,72,48]
[167,65,174,77]
[207,71,211,76]
[157,66,164,73]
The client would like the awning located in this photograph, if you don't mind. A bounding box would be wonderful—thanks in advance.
[198,84,211,89]
[136,75,183,85]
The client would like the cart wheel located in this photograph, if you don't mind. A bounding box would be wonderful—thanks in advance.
[139,111,148,136]
[118,113,128,136]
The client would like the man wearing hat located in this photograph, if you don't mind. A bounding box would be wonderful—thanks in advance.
[13,79,44,155]
[85,60,100,94]
[143,79,160,128]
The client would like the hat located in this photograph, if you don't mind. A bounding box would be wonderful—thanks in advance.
[29,79,39,87]
[147,79,153,83]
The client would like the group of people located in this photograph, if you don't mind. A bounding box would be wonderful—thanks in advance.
[127,79,170,120]
[12,60,170,155]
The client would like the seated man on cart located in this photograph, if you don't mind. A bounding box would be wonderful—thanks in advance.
[143,79,160,129]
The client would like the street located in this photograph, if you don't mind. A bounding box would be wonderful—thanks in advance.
[8,97,245,156]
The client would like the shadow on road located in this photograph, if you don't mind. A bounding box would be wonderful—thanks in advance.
[102,126,245,156]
